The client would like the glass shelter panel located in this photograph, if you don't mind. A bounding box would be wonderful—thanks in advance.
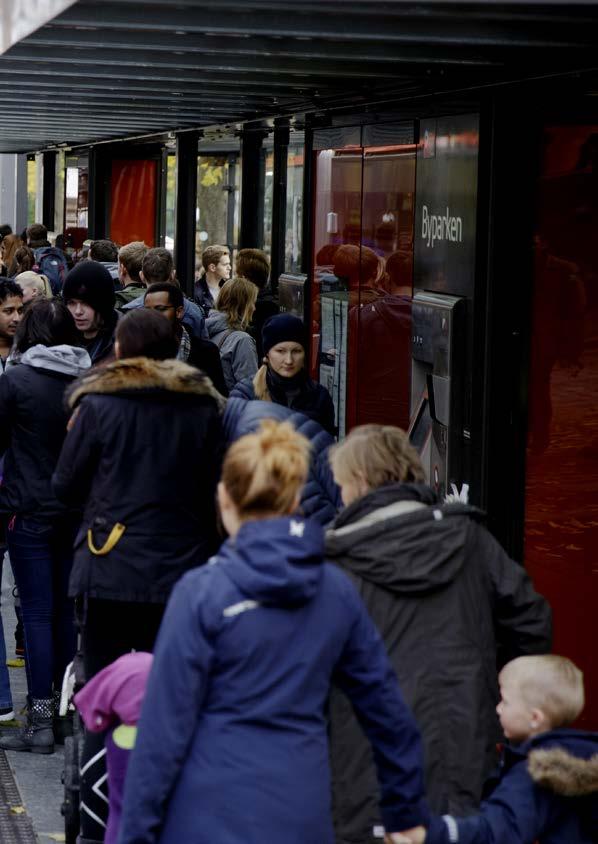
[310,130,415,438]
[195,154,239,279]
[285,141,304,273]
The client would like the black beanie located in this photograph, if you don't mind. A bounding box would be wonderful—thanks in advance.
[262,314,306,357]
[62,260,115,324]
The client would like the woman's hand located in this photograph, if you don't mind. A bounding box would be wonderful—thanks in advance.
[384,826,427,844]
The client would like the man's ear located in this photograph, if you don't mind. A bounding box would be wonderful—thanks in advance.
[139,270,146,285]
[175,305,184,321]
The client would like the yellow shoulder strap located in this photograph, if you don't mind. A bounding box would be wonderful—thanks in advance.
[87,523,126,556]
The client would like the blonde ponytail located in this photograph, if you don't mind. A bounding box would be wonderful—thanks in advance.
[222,420,310,519]
[252,364,271,401]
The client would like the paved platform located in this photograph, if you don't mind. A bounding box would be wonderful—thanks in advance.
[1,556,66,844]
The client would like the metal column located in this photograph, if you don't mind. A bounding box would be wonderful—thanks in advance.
[240,122,268,249]
[174,131,199,298]
[269,118,289,292]
[42,151,56,232]
[300,118,314,275]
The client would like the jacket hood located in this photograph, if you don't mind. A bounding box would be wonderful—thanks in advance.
[525,730,598,797]
[326,483,483,595]
[67,356,226,410]
[206,311,230,338]
[20,343,92,377]
[219,516,324,606]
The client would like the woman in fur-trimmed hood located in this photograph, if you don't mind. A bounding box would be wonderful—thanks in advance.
[52,313,226,841]
[53,353,224,614]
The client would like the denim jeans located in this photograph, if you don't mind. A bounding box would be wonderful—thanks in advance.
[0,554,13,709]
[7,516,77,700]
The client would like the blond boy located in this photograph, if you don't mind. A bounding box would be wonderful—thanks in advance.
[390,655,597,844]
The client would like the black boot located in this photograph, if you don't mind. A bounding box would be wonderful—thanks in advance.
[0,697,54,754]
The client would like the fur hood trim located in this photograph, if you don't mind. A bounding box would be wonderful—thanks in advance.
[68,356,226,411]
[528,747,598,796]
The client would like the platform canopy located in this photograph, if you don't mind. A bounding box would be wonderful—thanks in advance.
[1,0,598,152]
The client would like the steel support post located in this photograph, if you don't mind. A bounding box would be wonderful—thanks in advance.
[174,131,199,298]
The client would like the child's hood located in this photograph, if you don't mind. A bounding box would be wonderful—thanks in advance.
[527,730,598,797]
[74,651,153,732]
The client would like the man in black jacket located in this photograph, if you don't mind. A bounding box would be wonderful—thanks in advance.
[144,282,227,395]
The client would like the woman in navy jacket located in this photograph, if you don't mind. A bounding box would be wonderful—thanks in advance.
[117,420,429,844]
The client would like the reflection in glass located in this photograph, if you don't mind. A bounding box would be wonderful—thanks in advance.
[310,141,415,437]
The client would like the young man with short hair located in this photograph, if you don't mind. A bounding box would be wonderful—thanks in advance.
[194,245,231,317]
[236,248,278,359]
[121,248,206,339]
[89,239,120,284]
[144,282,227,395]
[115,241,149,307]
[0,279,24,371]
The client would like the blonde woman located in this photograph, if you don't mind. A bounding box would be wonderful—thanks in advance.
[117,420,429,844]
[230,313,335,435]
[325,424,552,840]
[206,276,258,391]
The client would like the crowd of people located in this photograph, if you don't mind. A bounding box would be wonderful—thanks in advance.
[0,223,595,844]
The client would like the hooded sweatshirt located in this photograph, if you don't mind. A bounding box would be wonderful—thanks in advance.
[426,729,598,844]
[0,344,91,519]
[117,515,429,844]
[325,483,552,840]
[205,310,258,391]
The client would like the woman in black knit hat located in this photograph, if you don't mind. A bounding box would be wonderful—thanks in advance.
[63,261,118,365]
[229,313,336,435]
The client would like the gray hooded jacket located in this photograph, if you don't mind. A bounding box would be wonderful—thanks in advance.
[205,310,258,392]
[0,344,91,519]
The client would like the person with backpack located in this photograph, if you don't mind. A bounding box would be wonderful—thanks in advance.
[28,223,68,294]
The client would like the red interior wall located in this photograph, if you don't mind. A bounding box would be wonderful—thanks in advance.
[524,125,598,729]
[110,159,157,247]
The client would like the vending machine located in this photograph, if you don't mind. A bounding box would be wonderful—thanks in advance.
[408,291,465,499]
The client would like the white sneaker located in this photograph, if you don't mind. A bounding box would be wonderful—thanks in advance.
[0,706,15,722]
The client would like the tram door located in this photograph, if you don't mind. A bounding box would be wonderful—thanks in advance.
[310,125,416,438]
[525,124,598,728]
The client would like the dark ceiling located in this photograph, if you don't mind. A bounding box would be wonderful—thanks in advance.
[1,0,598,153]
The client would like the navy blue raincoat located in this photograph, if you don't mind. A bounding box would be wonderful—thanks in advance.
[117,516,429,844]
[223,397,341,524]
[426,729,598,844]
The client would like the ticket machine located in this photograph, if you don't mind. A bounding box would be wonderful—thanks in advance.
[408,291,465,498]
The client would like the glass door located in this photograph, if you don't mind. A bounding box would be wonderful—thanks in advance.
[310,126,416,437]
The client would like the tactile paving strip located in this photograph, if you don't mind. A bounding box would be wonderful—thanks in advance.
[0,749,37,843]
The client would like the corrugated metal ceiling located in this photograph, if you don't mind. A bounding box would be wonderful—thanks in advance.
[0,0,597,153]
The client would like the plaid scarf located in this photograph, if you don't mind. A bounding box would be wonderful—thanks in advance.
[177,325,192,362]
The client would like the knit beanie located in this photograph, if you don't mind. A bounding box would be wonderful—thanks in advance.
[262,313,306,357]
[62,260,115,323]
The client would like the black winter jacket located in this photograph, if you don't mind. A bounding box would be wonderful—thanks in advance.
[53,357,225,604]
[230,370,336,435]
[325,483,553,842]
[0,347,91,521]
